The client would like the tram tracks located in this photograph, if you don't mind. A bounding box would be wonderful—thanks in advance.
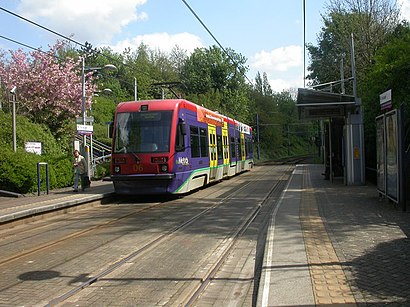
[47,174,265,306]
[187,166,292,306]
[0,165,294,306]
[57,166,292,306]
[0,201,164,267]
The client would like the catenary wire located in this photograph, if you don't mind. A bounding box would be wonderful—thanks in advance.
[0,6,87,50]
[0,34,59,58]
[180,0,253,85]
[1,4,252,87]
[0,6,152,79]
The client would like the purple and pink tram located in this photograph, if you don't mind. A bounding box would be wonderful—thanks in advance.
[110,99,253,195]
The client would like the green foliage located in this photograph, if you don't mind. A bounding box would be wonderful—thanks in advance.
[359,21,410,168]
[307,0,400,89]
[306,2,405,171]
[0,110,73,193]
[94,162,111,180]
[0,39,322,195]
[0,111,70,155]
[181,45,252,123]
[0,146,73,194]
[89,96,115,145]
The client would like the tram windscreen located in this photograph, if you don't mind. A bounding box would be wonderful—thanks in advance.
[113,111,172,153]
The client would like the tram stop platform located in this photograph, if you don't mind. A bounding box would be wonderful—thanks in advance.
[258,164,410,306]
[0,180,115,226]
[0,165,409,305]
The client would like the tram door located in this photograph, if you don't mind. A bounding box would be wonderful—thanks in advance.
[222,125,230,176]
[208,125,217,179]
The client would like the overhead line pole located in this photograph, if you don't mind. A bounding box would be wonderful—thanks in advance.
[303,0,306,88]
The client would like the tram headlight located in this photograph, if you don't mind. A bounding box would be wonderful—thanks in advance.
[160,164,168,172]
[114,166,121,173]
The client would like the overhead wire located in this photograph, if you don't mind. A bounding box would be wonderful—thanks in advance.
[180,0,253,85]
[0,34,59,58]
[0,5,152,79]
[0,6,87,50]
[1,3,252,90]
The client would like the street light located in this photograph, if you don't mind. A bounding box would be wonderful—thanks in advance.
[81,58,117,127]
[80,57,117,177]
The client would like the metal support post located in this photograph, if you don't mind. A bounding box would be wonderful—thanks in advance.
[399,104,406,210]
[134,77,138,101]
[350,33,357,99]
[81,57,87,155]
[11,93,16,152]
[256,113,260,160]
[287,124,290,156]
[37,162,49,196]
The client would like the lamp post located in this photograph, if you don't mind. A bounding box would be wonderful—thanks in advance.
[80,57,116,177]
[10,86,17,152]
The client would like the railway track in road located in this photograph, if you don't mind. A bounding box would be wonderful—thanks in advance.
[0,165,294,307]
[185,167,291,306]
[48,175,264,306]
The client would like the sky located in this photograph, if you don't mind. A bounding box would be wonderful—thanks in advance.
[0,0,409,93]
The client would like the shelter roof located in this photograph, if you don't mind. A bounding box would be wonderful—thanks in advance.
[296,88,357,119]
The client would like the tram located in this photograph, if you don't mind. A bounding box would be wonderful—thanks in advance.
[110,99,253,195]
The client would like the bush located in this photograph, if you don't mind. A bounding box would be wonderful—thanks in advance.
[0,111,74,194]
[0,147,74,194]
[0,149,43,193]
[0,111,70,156]
[94,162,111,180]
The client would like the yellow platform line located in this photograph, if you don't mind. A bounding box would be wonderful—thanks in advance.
[300,167,357,306]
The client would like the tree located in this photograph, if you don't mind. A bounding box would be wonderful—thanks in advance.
[0,41,97,137]
[254,72,273,96]
[307,0,401,90]
[360,21,410,168]
[181,45,250,121]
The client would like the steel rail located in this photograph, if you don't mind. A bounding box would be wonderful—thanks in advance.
[46,174,264,306]
[183,167,292,306]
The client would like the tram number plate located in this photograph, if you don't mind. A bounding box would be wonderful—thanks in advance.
[133,164,144,172]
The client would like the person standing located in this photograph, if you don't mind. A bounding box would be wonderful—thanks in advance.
[73,149,87,192]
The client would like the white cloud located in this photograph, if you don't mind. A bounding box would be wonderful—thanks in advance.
[17,0,147,43]
[249,45,304,92]
[268,75,304,93]
[108,32,204,54]
[250,45,303,72]
[398,0,410,20]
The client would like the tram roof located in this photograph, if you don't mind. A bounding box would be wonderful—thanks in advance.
[115,99,252,130]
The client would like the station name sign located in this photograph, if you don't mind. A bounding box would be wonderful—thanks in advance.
[380,89,392,111]
[77,124,93,135]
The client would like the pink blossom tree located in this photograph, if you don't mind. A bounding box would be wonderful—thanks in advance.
[0,41,97,136]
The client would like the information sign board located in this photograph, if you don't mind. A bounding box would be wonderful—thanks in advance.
[25,141,42,155]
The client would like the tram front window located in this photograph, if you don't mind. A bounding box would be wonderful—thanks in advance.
[114,111,172,153]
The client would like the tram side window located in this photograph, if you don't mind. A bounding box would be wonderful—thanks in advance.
[200,128,208,157]
[190,126,209,158]
[247,138,253,155]
[238,137,243,158]
[217,135,223,160]
[176,120,186,152]
[230,137,236,158]
[190,126,200,157]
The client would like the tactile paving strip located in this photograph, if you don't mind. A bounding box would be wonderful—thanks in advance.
[300,167,357,305]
